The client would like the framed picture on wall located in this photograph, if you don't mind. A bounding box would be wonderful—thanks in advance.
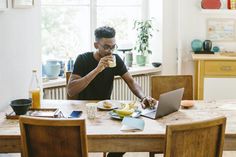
[206,18,236,41]
[0,0,8,10]
[12,0,34,8]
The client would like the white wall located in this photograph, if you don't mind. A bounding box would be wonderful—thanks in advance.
[0,1,41,111]
[180,0,236,74]
[149,0,163,63]
[162,0,179,74]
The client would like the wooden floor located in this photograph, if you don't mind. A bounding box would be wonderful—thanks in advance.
[1,152,236,157]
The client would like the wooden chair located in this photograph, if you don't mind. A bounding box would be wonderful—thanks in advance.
[66,71,78,100]
[164,116,226,157]
[151,75,193,100]
[19,116,88,157]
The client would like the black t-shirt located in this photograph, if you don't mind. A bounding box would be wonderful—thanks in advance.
[72,52,127,100]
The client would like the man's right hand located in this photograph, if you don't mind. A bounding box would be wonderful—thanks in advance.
[96,55,113,73]
[141,96,157,109]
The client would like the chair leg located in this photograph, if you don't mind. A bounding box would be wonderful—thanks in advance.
[103,152,107,157]
[149,152,155,157]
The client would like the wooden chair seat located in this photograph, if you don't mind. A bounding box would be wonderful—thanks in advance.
[164,116,226,157]
[19,116,88,157]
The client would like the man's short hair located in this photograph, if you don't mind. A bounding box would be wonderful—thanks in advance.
[95,26,116,41]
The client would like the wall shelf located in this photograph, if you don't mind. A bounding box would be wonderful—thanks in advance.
[200,9,236,15]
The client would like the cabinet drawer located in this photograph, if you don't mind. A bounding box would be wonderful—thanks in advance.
[204,61,236,76]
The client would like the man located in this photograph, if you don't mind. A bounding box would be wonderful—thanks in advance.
[67,26,156,157]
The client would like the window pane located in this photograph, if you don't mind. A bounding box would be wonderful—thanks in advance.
[97,6,142,48]
[97,0,142,6]
[41,6,90,60]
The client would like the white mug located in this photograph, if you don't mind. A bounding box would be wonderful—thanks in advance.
[108,55,116,68]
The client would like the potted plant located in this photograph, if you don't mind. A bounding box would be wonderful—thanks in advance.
[133,19,154,66]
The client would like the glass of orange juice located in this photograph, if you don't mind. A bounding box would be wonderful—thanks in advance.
[29,89,41,109]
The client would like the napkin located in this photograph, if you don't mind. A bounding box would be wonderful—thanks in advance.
[120,117,145,131]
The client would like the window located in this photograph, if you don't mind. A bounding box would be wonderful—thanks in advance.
[41,0,90,61]
[97,0,142,43]
[41,0,161,62]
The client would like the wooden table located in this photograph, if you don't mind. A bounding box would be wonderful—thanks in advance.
[1,99,236,153]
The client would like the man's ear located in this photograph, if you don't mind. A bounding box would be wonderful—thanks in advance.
[94,42,98,49]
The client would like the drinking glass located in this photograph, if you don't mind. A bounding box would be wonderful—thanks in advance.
[86,103,97,119]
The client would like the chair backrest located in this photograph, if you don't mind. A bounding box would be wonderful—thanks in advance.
[164,116,226,157]
[19,116,88,157]
[151,75,193,100]
[66,71,78,100]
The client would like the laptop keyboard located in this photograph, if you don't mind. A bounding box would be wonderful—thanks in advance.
[146,111,156,118]
[141,107,156,115]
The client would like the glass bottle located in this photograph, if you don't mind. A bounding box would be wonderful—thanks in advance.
[29,70,41,109]
[67,57,74,72]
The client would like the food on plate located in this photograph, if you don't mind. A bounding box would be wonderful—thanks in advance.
[115,102,136,117]
[103,101,112,109]
[116,108,134,117]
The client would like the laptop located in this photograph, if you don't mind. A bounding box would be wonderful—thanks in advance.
[141,88,184,119]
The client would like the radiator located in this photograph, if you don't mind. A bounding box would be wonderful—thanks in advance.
[43,75,151,100]
[111,75,150,100]
[43,86,67,100]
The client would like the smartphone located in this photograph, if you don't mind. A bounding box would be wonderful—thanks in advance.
[69,111,82,118]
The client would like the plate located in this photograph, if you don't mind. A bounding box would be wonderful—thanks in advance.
[109,110,142,120]
[97,100,121,111]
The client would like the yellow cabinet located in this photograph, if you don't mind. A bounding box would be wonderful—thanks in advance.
[192,54,236,100]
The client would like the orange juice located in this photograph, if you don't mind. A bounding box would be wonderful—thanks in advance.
[30,89,41,109]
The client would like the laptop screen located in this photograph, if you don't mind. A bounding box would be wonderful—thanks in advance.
[141,88,184,119]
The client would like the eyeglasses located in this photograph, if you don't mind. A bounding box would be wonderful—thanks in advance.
[98,43,118,51]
